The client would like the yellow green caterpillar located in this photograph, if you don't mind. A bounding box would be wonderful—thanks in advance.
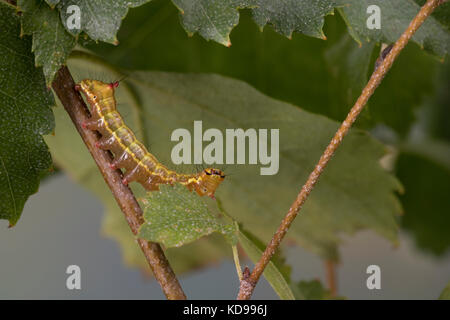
[75,79,225,199]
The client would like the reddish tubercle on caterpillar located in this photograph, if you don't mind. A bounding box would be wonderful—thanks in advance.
[109,81,120,89]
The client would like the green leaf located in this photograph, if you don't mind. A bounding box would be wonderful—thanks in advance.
[337,0,450,58]
[439,281,450,300]
[103,192,232,273]
[171,0,338,45]
[0,2,55,226]
[18,0,76,84]
[238,229,295,300]
[57,0,152,43]
[292,279,344,300]
[127,71,402,260]
[171,0,339,45]
[164,0,448,57]
[138,184,235,248]
[102,189,234,274]
[252,0,337,39]
[171,0,256,46]
[102,179,236,274]
[53,56,401,262]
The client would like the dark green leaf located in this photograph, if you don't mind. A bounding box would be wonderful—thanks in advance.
[57,0,152,43]
[172,0,256,46]
[252,0,337,39]
[170,0,338,44]
[337,0,450,58]
[18,0,76,84]
[0,2,55,226]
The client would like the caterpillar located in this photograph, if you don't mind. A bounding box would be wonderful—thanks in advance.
[75,79,225,199]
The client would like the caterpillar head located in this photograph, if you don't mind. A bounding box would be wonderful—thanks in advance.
[194,168,225,199]
[75,79,119,105]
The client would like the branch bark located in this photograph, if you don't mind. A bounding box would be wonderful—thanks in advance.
[237,0,445,300]
[51,66,186,300]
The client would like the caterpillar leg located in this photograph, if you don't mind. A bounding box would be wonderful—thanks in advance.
[95,135,116,150]
[109,151,130,170]
[142,175,161,191]
[122,165,143,186]
[82,118,101,130]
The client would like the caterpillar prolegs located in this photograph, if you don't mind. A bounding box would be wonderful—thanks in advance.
[75,79,225,199]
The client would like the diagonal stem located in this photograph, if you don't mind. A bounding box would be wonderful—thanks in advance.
[52,66,186,300]
[237,0,445,300]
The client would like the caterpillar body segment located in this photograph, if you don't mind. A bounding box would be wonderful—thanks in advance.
[75,79,225,198]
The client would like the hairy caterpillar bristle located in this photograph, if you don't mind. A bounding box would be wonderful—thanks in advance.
[76,79,225,198]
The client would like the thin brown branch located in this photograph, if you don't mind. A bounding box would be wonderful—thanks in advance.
[51,66,186,300]
[325,260,337,297]
[237,0,445,300]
